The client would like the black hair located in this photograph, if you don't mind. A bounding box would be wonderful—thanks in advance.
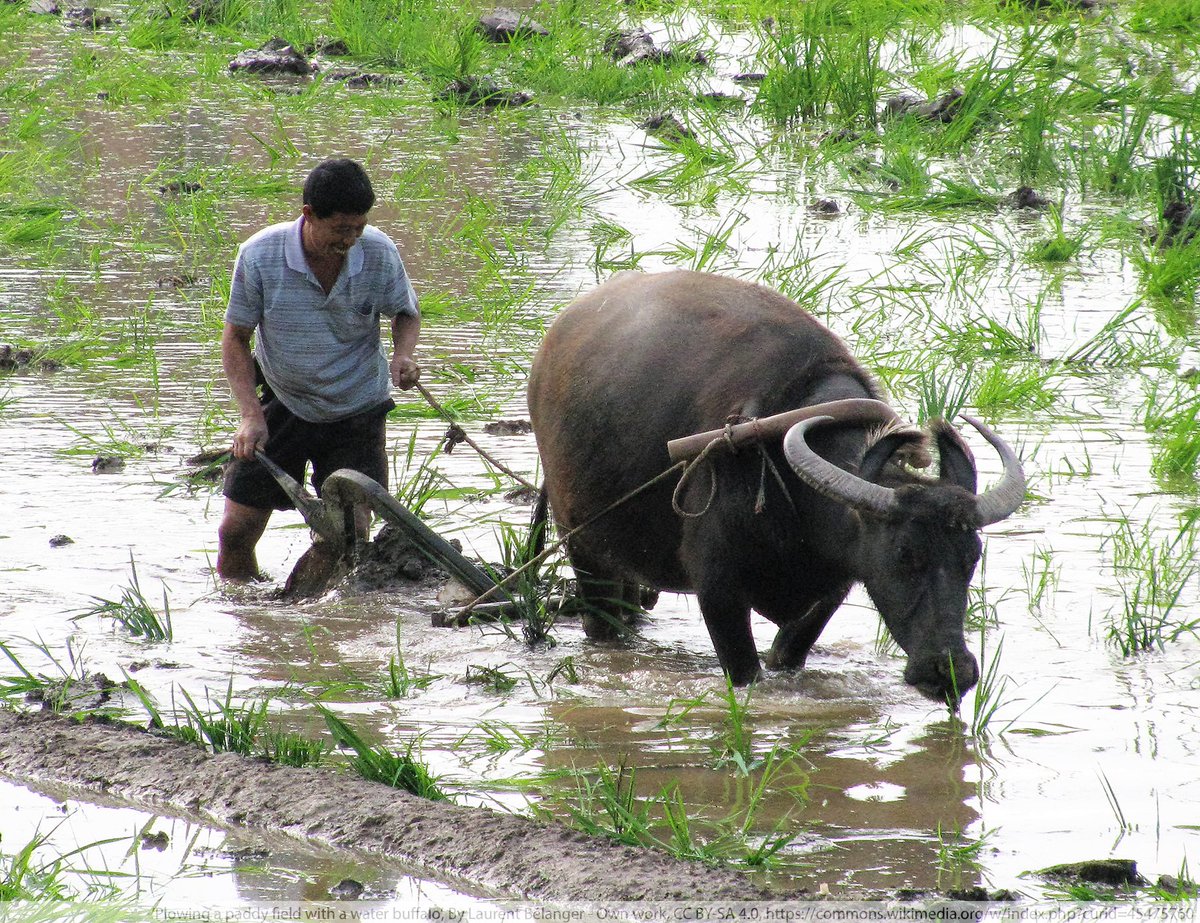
[302,158,375,218]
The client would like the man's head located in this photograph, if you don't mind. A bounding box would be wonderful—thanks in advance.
[301,159,375,259]
[302,158,375,219]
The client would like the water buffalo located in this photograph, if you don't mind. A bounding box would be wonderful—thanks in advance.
[526,270,1026,702]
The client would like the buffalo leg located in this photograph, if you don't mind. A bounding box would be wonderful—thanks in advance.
[568,546,641,640]
[762,585,849,672]
[697,586,760,686]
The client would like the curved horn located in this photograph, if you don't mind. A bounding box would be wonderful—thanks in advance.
[960,414,1026,526]
[783,416,898,517]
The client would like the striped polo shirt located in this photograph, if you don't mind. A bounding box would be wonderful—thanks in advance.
[225,215,419,423]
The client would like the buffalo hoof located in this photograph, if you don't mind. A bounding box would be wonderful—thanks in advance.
[580,608,635,640]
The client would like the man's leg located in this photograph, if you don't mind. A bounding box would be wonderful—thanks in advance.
[217,498,272,581]
[313,400,393,544]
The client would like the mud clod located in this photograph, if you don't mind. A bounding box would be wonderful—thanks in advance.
[141,831,170,850]
[1003,186,1050,211]
[1039,858,1146,888]
[229,39,313,76]
[482,419,533,436]
[330,878,365,900]
[92,455,126,473]
[437,76,531,108]
[477,8,549,42]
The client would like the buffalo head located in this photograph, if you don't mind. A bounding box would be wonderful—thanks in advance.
[783,412,1025,703]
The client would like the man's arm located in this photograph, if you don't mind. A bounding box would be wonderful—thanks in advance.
[222,323,268,460]
[390,311,421,390]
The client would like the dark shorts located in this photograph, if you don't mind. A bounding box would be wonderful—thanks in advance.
[223,388,395,512]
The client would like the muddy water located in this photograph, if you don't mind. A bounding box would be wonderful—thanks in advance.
[0,774,489,908]
[2,6,1199,909]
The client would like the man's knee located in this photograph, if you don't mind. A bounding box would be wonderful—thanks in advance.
[219,499,271,548]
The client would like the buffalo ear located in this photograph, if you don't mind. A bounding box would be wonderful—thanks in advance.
[932,418,977,493]
[859,429,928,484]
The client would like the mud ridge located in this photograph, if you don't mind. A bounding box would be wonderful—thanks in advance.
[0,709,781,902]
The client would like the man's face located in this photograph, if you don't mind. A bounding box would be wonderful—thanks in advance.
[303,206,368,258]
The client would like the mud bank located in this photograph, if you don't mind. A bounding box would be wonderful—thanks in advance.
[0,709,779,902]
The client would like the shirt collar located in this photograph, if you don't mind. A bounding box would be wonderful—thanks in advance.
[285,214,366,279]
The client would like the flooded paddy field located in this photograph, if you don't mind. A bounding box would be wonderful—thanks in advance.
[2,0,1199,911]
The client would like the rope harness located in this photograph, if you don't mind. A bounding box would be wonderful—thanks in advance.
[412,385,794,620]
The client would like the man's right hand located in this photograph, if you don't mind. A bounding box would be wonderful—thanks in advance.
[231,414,269,460]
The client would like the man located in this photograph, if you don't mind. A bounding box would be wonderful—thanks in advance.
[217,158,420,582]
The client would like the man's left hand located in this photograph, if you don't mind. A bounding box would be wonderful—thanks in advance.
[391,354,421,390]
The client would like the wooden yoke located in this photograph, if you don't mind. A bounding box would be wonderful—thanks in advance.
[666,398,901,462]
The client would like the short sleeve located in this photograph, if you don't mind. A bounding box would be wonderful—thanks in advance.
[380,241,419,320]
[224,245,264,329]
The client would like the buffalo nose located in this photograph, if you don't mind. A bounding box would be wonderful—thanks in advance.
[905,649,978,702]
[939,649,978,701]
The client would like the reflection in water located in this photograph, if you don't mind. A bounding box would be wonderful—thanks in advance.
[537,702,980,893]
[0,778,484,909]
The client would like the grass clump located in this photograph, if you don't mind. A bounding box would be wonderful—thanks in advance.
[72,555,172,642]
[172,683,270,754]
[1103,515,1200,654]
[547,749,809,871]
[320,707,447,800]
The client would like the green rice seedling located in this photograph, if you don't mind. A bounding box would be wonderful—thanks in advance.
[425,22,486,83]
[388,434,462,517]
[0,637,95,715]
[1129,0,1200,36]
[1149,860,1198,901]
[1103,515,1200,654]
[1148,401,1200,485]
[320,707,447,800]
[852,176,1001,215]
[72,554,172,642]
[0,824,135,904]
[174,682,270,755]
[654,691,712,730]
[1022,545,1061,616]
[1070,85,1159,198]
[559,759,657,849]
[972,361,1058,416]
[713,675,758,775]
[915,370,972,425]
[1014,80,1065,188]
[119,669,166,730]
[0,201,65,245]
[681,210,747,275]
[1061,301,1155,366]
[873,615,902,658]
[1026,204,1087,264]
[934,823,990,891]
[876,140,933,196]
[480,516,568,648]
[462,662,544,695]
[456,720,544,755]
[965,565,1003,635]
[953,627,1012,738]
[757,244,845,311]
[751,2,885,130]
[1137,234,1200,302]
[731,743,810,869]
[545,656,579,687]
[258,726,329,768]
[380,624,440,697]
[930,33,1042,155]
[1097,769,1135,835]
